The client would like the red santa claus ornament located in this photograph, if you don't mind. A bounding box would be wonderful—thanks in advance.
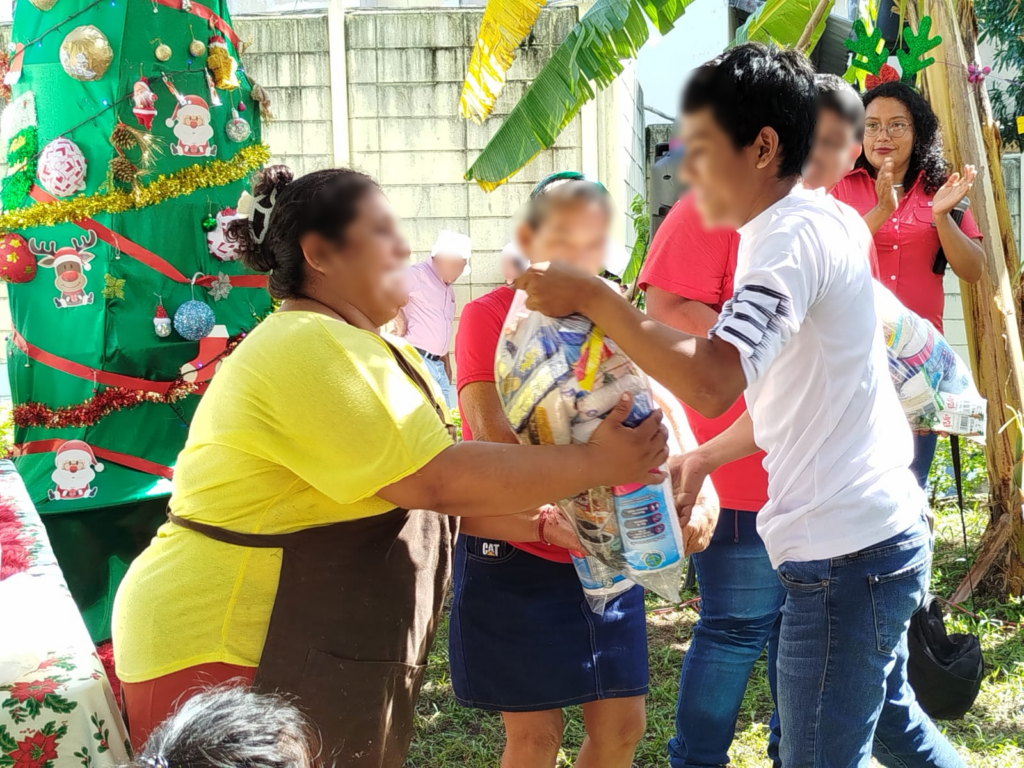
[165,94,217,157]
[48,439,103,501]
[132,77,158,131]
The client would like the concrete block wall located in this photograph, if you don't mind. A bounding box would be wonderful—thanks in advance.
[235,14,335,176]
[344,6,583,325]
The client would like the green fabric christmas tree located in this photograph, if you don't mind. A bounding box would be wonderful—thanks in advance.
[2,0,272,641]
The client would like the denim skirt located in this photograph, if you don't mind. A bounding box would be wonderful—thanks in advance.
[448,535,649,712]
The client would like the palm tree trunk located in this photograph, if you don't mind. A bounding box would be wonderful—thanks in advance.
[909,0,1024,597]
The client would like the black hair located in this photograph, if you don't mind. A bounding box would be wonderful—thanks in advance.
[856,81,949,195]
[227,165,380,300]
[131,686,320,768]
[524,179,612,229]
[815,73,866,140]
[681,43,817,179]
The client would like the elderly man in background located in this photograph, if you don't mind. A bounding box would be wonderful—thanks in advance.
[395,230,471,409]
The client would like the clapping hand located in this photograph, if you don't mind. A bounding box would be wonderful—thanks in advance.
[875,157,899,216]
[932,165,977,219]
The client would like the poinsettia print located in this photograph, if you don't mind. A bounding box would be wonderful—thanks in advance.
[1,678,76,723]
[0,721,68,768]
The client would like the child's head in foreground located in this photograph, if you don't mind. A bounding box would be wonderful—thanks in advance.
[517,174,612,276]
[132,686,320,768]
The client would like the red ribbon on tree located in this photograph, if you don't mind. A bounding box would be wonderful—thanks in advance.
[155,0,244,50]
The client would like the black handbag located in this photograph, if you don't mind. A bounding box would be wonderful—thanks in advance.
[907,437,985,720]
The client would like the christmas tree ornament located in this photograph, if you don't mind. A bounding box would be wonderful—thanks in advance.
[109,155,138,185]
[30,232,97,309]
[204,68,223,107]
[132,77,158,130]
[153,297,172,338]
[102,273,126,300]
[237,101,246,113]
[208,272,233,301]
[152,38,173,62]
[201,214,217,232]
[179,325,230,384]
[174,299,216,340]
[207,35,239,90]
[166,95,217,157]
[162,73,189,107]
[28,0,59,10]
[189,25,206,57]
[59,25,113,82]
[0,234,36,284]
[225,108,251,143]
[175,274,216,340]
[207,207,242,261]
[38,137,87,198]
[249,80,275,121]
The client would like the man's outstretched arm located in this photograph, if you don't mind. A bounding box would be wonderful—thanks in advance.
[518,263,747,418]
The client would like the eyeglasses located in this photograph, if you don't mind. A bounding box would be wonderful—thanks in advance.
[864,120,911,138]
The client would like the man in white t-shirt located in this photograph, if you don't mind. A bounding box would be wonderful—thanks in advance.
[517,44,963,768]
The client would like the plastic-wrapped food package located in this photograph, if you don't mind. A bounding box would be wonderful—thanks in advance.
[874,282,986,437]
[496,290,686,610]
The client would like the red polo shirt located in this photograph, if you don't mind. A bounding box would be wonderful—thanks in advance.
[832,167,982,333]
[454,285,572,563]
[638,194,769,513]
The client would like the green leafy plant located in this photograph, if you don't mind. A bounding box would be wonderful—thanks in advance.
[976,0,1024,148]
[622,194,650,308]
[733,0,835,51]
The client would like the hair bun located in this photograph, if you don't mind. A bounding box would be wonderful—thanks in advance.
[253,164,294,199]
[226,163,296,274]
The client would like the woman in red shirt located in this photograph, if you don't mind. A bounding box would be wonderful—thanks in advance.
[832,82,984,486]
[451,175,650,768]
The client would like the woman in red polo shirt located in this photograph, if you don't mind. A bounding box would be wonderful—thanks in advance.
[832,82,984,486]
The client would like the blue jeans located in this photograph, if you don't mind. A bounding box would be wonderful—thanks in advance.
[776,513,965,768]
[668,509,785,768]
[420,353,454,410]
[911,432,939,490]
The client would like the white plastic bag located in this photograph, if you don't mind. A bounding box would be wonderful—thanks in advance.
[874,283,986,437]
[496,291,686,611]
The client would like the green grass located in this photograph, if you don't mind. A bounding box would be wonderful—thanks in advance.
[408,500,1024,767]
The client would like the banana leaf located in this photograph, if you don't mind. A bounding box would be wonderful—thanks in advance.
[461,0,548,123]
[464,0,693,191]
[732,0,836,52]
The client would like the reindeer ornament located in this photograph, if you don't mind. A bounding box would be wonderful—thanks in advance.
[30,231,98,308]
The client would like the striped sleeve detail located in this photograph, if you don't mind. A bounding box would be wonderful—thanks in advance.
[711,284,791,373]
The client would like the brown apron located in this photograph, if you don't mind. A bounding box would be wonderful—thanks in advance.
[168,338,457,767]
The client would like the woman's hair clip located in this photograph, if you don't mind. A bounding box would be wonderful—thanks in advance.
[530,171,607,200]
[237,189,278,246]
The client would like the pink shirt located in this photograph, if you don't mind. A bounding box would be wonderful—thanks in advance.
[832,167,982,333]
[403,260,456,357]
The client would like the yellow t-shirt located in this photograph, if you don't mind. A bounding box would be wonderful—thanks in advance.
[112,312,453,683]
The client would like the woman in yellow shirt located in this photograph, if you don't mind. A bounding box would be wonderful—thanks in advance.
[112,165,667,766]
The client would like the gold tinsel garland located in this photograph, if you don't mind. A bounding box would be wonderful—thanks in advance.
[0,143,270,233]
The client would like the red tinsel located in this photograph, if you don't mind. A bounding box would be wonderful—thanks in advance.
[14,381,197,429]
[12,328,252,430]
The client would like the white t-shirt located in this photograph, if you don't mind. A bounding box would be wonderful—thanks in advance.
[709,188,924,568]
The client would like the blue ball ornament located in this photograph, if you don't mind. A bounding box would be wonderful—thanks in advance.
[173,300,216,341]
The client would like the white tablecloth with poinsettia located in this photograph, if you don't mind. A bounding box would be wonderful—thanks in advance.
[0,461,130,768]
